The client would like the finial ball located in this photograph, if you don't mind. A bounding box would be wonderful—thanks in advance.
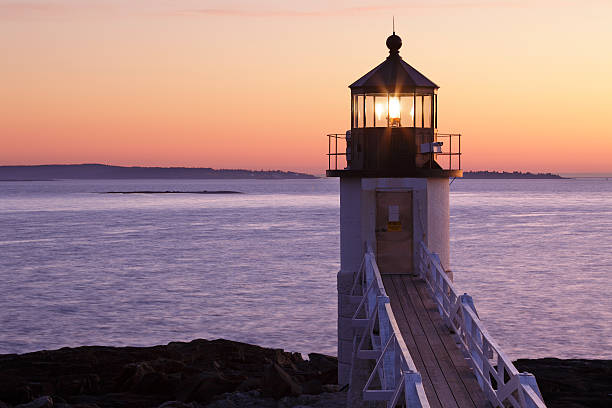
[386,34,402,52]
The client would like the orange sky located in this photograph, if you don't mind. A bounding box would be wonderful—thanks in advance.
[1,0,611,174]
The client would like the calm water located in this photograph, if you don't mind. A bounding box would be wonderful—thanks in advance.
[0,178,610,360]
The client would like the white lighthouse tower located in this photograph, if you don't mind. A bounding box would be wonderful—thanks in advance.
[326,32,462,386]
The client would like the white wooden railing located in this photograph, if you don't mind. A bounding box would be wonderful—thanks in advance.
[417,241,547,408]
[350,245,430,407]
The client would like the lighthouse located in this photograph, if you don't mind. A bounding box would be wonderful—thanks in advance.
[327,32,462,386]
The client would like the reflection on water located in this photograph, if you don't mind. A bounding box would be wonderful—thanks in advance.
[0,178,611,359]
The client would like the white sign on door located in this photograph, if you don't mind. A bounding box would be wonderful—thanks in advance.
[388,205,399,222]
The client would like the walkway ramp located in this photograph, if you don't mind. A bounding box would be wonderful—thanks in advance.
[383,274,490,408]
[350,243,547,408]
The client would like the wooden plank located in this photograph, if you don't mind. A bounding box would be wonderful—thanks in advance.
[398,275,482,407]
[384,275,460,408]
[409,277,492,407]
[397,276,491,408]
[390,275,465,408]
[382,276,443,408]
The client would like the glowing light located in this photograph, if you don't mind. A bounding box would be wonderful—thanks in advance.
[375,103,384,120]
[389,97,401,119]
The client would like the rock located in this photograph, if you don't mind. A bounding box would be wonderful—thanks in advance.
[14,396,53,408]
[55,374,101,395]
[204,391,276,408]
[0,375,33,405]
[118,362,155,391]
[278,392,347,408]
[322,384,340,393]
[307,354,338,385]
[261,362,302,398]
[514,358,612,408]
[67,404,101,408]
[8,339,607,408]
[157,401,201,408]
[235,377,260,392]
[300,379,323,395]
[177,372,240,403]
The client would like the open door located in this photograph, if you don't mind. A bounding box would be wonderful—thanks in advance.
[375,191,413,275]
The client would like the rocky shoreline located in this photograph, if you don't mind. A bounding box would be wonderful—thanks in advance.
[0,339,342,408]
[0,339,609,408]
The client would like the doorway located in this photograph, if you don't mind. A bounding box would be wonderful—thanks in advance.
[375,191,414,275]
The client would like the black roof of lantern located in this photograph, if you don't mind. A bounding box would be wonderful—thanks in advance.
[349,33,438,93]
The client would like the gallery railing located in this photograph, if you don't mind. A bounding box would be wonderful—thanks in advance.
[417,241,547,408]
[350,244,430,407]
[326,132,461,171]
[327,133,347,171]
[433,133,461,171]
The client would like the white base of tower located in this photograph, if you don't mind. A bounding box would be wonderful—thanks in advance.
[337,177,450,386]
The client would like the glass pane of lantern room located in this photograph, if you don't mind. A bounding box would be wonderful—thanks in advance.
[374,95,388,127]
[365,95,374,127]
[434,94,437,128]
[423,95,432,128]
[389,96,401,127]
[353,95,357,127]
[400,95,414,127]
[356,95,364,128]
[415,95,423,128]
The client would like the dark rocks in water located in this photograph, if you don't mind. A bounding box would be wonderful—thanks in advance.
[0,339,341,408]
[103,191,243,195]
[514,358,612,408]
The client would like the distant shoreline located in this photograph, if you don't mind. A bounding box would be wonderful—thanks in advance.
[2,166,608,181]
[462,171,566,179]
[0,164,317,180]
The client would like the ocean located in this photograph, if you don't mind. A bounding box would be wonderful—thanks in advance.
[0,178,610,360]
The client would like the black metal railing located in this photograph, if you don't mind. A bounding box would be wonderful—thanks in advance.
[326,132,461,171]
[327,133,347,170]
[434,133,461,171]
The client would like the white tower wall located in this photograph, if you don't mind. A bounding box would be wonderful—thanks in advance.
[337,177,451,386]
[337,178,363,385]
[426,178,450,271]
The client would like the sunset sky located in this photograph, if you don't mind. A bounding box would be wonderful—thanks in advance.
[1,0,611,174]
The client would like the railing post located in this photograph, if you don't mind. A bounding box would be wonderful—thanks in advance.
[335,134,338,170]
[404,372,429,408]
[458,134,461,170]
[519,372,545,408]
[431,253,443,315]
[449,134,452,170]
[364,254,376,316]
[461,294,485,388]
[328,134,331,170]
[377,297,395,390]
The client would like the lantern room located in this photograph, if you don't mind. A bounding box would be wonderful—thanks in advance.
[327,33,461,178]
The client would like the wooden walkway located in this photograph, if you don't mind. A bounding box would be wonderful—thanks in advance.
[382,274,491,408]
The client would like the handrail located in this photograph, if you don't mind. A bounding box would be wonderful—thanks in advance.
[434,133,461,171]
[327,133,347,171]
[417,241,547,408]
[350,244,430,407]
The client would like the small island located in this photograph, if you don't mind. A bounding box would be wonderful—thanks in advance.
[0,164,317,181]
[463,171,565,179]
